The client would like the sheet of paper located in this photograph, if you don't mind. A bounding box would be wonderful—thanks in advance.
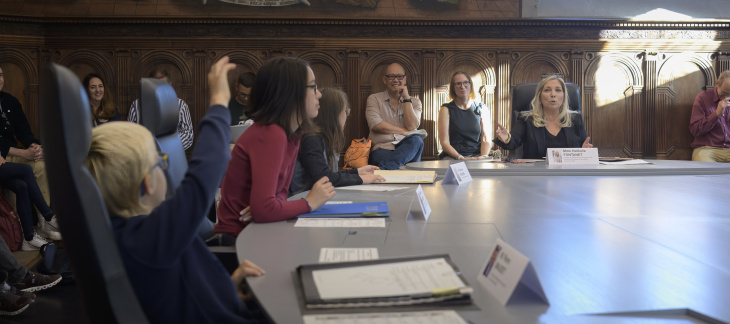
[312,258,466,300]
[325,201,354,204]
[599,159,653,165]
[382,174,434,183]
[337,185,409,191]
[319,248,379,263]
[294,218,386,228]
[303,310,468,324]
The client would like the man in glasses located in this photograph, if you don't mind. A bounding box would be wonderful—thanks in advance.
[365,63,425,170]
[128,67,194,150]
[229,72,255,126]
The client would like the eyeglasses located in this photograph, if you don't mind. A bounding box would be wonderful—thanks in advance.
[237,91,250,100]
[140,152,168,196]
[385,74,406,81]
[454,81,471,88]
[306,84,318,94]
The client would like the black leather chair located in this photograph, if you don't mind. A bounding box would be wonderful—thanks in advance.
[40,63,149,323]
[508,82,582,158]
[139,78,187,197]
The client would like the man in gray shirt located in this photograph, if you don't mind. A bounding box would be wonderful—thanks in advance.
[365,63,424,170]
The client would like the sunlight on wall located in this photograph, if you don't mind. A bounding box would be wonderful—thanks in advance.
[631,8,693,21]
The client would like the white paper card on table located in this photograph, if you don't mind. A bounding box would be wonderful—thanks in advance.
[409,184,432,220]
[294,218,386,228]
[442,161,472,185]
[477,238,549,305]
[337,185,409,192]
[546,147,598,165]
[319,248,379,263]
[303,310,469,324]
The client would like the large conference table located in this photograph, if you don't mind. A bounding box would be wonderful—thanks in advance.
[237,160,730,324]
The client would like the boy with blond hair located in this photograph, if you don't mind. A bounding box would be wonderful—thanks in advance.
[85,57,264,323]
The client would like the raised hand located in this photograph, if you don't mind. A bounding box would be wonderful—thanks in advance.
[582,137,593,148]
[208,56,236,108]
[495,123,510,142]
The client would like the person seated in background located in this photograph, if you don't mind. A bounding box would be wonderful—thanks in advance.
[366,63,424,170]
[128,68,195,150]
[493,75,592,159]
[0,235,62,316]
[438,71,492,160]
[0,65,51,206]
[229,72,255,125]
[290,88,384,195]
[83,73,119,127]
[84,57,265,323]
[689,70,730,162]
[216,56,335,240]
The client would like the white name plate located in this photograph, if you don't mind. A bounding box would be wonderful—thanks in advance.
[477,238,549,305]
[442,161,473,185]
[546,148,598,165]
[408,184,432,220]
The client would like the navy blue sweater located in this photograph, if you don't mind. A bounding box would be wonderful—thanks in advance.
[112,105,256,323]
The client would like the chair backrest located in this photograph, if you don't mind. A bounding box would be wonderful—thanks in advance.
[508,82,582,158]
[139,78,187,196]
[40,63,149,323]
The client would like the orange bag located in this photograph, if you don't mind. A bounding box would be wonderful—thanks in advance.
[343,138,371,169]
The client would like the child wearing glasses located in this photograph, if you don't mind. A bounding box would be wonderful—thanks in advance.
[290,88,385,195]
[216,57,336,239]
[438,71,492,160]
[85,57,266,323]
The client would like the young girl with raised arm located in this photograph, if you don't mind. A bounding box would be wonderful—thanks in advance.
[290,88,384,195]
[215,57,336,238]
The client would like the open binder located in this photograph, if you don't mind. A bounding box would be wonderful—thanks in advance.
[297,254,472,309]
[298,201,389,218]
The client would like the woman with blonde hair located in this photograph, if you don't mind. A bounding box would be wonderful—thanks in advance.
[438,71,491,160]
[290,88,384,195]
[493,75,592,159]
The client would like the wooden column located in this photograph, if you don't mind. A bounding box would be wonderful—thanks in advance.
[497,50,511,129]
[116,49,131,117]
[422,50,437,159]
[346,49,362,139]
[192,49,208,136]
[643,51,658,158]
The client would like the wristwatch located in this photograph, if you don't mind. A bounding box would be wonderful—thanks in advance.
[402,98,412,103]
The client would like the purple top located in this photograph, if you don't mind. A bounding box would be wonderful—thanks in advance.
[690,88,730,148]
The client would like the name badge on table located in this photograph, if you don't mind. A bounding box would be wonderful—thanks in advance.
[546,148,598,165]
[442,161,472,185]
[408,184,432,220]
[477,238,549,305]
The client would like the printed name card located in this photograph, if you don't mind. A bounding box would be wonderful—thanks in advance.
[442,161,473,185]
[546,148,598,165]
[408,184,432,220]
[477,238,549,305]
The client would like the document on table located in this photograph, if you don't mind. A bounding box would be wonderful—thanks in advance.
[599,159,653,165]
[311,257,466,300]
[302,310,468,324]
[319,248,379,263]
[337,184,409,191]
[374,170,437,184]
[294,218,386,228]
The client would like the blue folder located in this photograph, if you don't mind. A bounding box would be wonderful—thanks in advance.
[298,201,389,218]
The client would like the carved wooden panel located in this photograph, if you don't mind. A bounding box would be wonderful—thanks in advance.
[3,17,730,161]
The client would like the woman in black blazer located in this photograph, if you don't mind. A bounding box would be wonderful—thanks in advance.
[493,76,592,159]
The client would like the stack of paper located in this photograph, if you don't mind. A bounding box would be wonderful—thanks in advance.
[374,170,437,184]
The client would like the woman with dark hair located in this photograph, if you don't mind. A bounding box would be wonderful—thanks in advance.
[438,71,492,160]
[216,57,335,238]
[290,88,384,195]
[83,73,119,127]
[493,75,592,159]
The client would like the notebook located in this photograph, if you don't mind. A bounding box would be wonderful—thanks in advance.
[297,254,472,309]
[298,201,389,218]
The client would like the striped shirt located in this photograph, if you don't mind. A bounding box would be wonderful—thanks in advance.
[128,98,194,150]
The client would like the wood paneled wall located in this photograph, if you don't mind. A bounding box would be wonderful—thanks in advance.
[2,17,729,160]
